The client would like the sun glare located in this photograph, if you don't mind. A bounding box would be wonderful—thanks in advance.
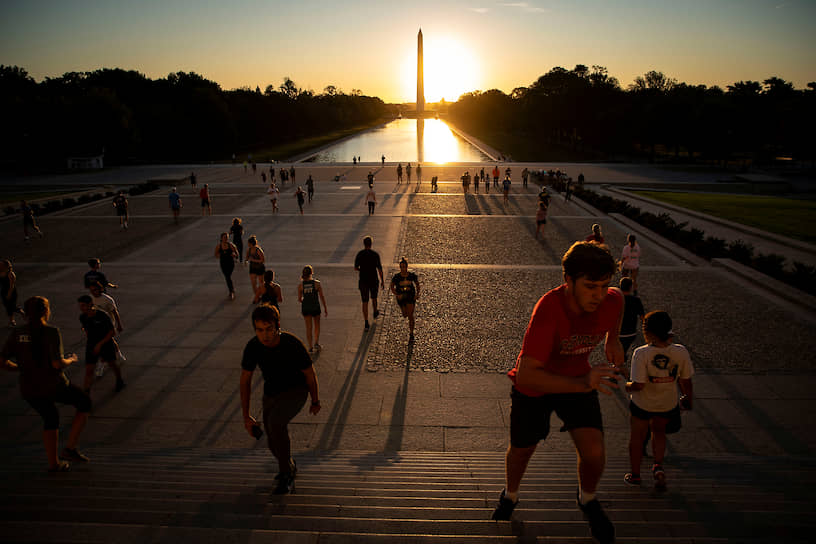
[402,35,480,103]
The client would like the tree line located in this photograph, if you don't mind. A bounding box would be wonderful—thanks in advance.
[448,64,816,165]
[0,66,386,168]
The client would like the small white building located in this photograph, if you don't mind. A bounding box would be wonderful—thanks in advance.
[67,154,104,169]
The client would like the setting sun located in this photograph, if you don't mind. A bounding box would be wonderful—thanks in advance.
[403,35,481,104]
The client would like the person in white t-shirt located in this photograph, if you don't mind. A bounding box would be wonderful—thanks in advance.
[267,183,279,213]
[88,281,124,377]
[625,311,693,490]
[366,188,376,215]
[620,234,641,293]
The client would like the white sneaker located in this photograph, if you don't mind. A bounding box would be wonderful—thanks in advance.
[95,362,107,377]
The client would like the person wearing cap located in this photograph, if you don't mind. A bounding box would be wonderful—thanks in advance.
[625,310,694,491]
[493,241,623,544]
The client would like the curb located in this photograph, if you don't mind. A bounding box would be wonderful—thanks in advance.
[712,258,816,313]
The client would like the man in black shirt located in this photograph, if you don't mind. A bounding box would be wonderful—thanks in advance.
[354,236,384,331]
[240,304,321,495]
[78,295,125,393]
[83,258,117,291]
[619,277,645,358]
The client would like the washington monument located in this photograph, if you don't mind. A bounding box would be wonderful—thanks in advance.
[417,28,424,114]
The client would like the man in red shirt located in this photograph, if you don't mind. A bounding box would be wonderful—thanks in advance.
[200,184,212,216]
[492,241,624,544]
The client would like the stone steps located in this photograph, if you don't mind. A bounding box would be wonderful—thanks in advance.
[0,447,813,543]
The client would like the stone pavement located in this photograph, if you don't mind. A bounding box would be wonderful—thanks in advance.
[2,163,815,460]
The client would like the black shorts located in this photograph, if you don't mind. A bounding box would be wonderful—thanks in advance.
[537,219,547,226]
[86,342,117,365]
[116,208,127,216]
[359,281,379,303]
[201,199,210,207]
[629,400,679,422]
[510,388,603,448]
[26,384,92,430]
[301,309,321,317]
[249,263,265,275]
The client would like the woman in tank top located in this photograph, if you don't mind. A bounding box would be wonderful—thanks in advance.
[253,269,283,308]
[214,233,239,300]
[297,265,327,352]
[246,235,266,293]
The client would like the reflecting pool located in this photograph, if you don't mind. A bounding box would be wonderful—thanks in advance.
[306,118,492,163]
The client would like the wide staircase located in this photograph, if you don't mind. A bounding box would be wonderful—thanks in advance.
[1,447,813,543]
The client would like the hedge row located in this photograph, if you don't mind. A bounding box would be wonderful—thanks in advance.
[3,181,160,217]
[567,185,816,297]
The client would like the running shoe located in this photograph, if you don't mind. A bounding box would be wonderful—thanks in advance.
[491,489,518,521]
[577,489,615,544]
[652,463,667,491]
[364,321,370,330]
[623,473,641,486]
[60,448,89,463]
[95,361,107,377]
[48,461,70,473]
[314,343,321,352]
[114,379,126,393]
[273,472,295,495]
[373,310,380,319]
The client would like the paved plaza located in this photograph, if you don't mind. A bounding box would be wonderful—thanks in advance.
[2,163,815,459]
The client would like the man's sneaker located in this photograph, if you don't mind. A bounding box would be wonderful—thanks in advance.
[114,379,126,393]
[273,472,295,495]
[314,343,321,351]
[48,460,70,472]
[373,310,380,319]
[577,489,615,544]
[623,473,641,486]
[95,361,107,377]
[364,321,370,330]
[60,448,89,463]
[491,489,518,521]
[652,463,667,491]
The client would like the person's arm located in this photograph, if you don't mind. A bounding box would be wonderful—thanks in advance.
[275,284,283,304]
[94,328,116,355]
[239,369,258,436]
[257,248,265,264]
[389,277,397,296]
[6,271,15,300]
[377,265,384,289]
[52,352,78,370]
[516,354,620,395]
[302,366,321,415]
[214,244,221,258]
[2,355,18,371]
[252,284,264,304]
[230,243,239,260]
[111,307,124,333]
[317,282,328,316]
[297,282,304,303]
[413,275,420,300]
[604,290,625,369]
[678,378,693,409]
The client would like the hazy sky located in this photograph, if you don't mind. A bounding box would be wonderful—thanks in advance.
[1,0,814,103]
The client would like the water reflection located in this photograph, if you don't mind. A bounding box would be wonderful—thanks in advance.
[308,118,490,163]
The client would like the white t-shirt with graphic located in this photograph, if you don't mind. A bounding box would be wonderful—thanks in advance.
[621,243,641,269]
[630,343,694,412]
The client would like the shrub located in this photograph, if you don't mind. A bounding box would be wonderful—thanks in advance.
[43,200,62,213]
[78,194,91,204]
[62,197,76,208]
[752,253,787,280]
[727,239,754,265]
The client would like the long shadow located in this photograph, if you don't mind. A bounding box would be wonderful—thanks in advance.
[328,215,373,263]
[340,193,365,214]
[384,342,413,452]
[314,324,377,451]
[464,193,482,215]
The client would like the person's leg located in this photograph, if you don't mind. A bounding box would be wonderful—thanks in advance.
[44,428,60,468]
[263,389,308,477]
[221,262,235,294]
[83,362,95,392]
[313,314,321,346]
[60,385,92,451]
[628,415,650,479]
[650,417,668,465]
[505,444,537,495]
[406,304,415,335]
[303,315,314,349]
[630,268,639,293]
[372,292,379,317]
[570,427,606,495]
[28,398,61,469]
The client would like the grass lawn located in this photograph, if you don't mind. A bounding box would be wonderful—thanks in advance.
[0,190,79,207]
[632,191,816,244]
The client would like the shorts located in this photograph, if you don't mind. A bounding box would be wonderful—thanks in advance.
[396,294,415,307]
[510,388,603,448]
[359,280,379,303]
[629,401,680,422]
[301,309,321,317]
[537,219,547,226]
[116,208,127,216]
[201,199,210,207]
[86,342,117,365]
[26,384,92,430]
[171,205,180,211]
[249,262,265,275]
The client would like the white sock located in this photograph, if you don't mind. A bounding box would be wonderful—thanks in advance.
[505,490,519,502]
[579,488,596,505]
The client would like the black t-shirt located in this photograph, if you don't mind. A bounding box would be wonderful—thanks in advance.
[241,332,311,396]
[354,249,382,284]
[84,270,108,289]
[391,271,418,299]
[1,324,69,398]
[621,294,645,335]
[80,310,114,346]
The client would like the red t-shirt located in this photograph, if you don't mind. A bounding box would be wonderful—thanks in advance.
[509,284,623,397]
[200,188,208,200]
[585,234,605,244]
